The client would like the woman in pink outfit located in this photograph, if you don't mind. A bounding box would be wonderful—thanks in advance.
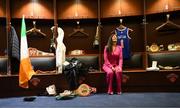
[103,33,123,95]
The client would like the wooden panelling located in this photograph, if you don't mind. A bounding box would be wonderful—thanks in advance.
[10,19,54,52]
[0,0,6,17]
[146,0,180,14]
[10,0,54,19]
[0,1,180,97]
[101,0,143,18]
[0,0,6,55]
[146,12,180,48]
[60,20,98,54]
[57,0,97,19]
[169,0,180,11]
[0,19,7,55]
[1,71,180,97]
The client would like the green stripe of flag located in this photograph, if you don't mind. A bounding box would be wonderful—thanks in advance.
[21,15,26,38]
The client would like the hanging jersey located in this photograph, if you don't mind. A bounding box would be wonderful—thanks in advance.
[115,27,131,59]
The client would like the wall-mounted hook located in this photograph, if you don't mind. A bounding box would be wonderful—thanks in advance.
[120,19,123,24]
[77,21,80,25]
[166,14,170,21]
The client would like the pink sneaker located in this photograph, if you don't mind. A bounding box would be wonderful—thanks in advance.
[108,92,113,95]
[117,92,122,95]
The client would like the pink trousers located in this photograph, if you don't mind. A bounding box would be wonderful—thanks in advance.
[103,65,122,93]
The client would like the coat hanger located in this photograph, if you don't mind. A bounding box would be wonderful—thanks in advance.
[112,19,133,34]
[26,21,47,37]
[155,14,180,32]
[118,19,133,31]
[118,19,126,29]
[68,21,89,37]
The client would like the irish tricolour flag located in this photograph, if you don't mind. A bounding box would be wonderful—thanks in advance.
[19,15,35,88]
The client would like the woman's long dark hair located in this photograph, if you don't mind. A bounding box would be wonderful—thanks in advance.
[106,34,115,53]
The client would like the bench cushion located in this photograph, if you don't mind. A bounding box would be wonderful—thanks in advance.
[123,53,143,69]
[148,52,180,67]
[66,55,99,70]
[0,57,7,72]
[31,57,56,71]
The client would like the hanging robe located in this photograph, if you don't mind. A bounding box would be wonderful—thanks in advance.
[56,27,66,73]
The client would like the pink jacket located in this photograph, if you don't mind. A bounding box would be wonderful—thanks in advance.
[103,45,123,71]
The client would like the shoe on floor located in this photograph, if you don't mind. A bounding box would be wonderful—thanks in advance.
[108,92,113,95]
[117,92,122,95]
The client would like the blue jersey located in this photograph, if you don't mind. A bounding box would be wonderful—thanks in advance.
[115,27,131,59]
